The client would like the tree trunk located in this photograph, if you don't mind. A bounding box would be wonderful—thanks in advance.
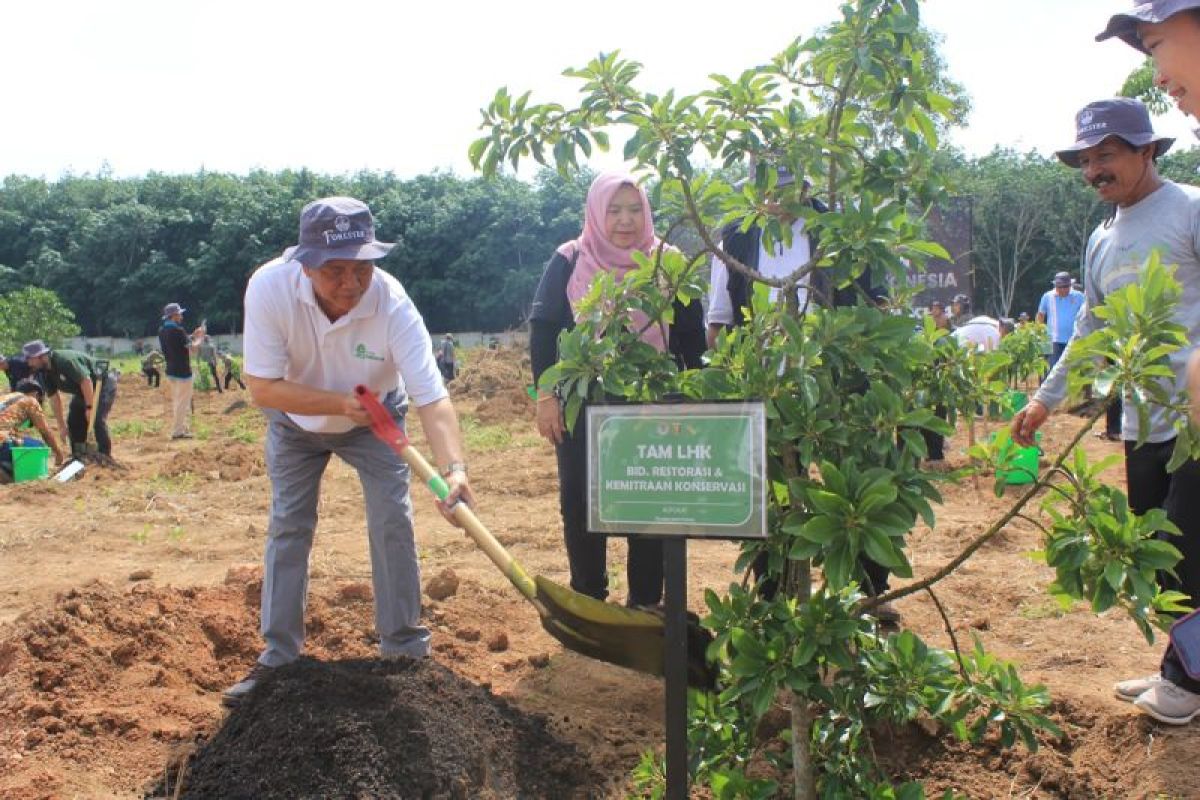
[785,559,816,800]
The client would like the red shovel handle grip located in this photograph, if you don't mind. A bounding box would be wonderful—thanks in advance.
[354,385,410,450]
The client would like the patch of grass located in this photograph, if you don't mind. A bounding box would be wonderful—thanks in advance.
[1018,599,1067,621]
[147,472,197,493]
[512,433,544,449]
[111,418,163,439]
[228,411,261,444]
[460,415,513,452]
[130,523,152,545]
[194,419,213,441]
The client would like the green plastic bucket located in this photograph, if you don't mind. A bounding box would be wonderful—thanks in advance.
[12,446,51,483]
[995,432,1040,486]
[1003,390,1028,421]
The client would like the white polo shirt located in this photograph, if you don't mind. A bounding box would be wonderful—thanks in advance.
[952,315,1001,352]
[243,257,447,433]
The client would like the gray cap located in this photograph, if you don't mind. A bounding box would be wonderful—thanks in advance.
[22,340,50,359]
[1053,271,1072,287]
[1055,98,1174,167]
[162,302,186,318]
[283,196,395,268]
[1097,0,1200,54]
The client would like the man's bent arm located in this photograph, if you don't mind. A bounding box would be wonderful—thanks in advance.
[245,374,370,426]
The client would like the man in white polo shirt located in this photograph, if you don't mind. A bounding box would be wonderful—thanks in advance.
[223,196,474,706]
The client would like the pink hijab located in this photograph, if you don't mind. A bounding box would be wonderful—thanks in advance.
[558,172,669,352]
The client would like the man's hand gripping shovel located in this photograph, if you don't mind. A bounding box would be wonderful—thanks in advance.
[354,385,715,689]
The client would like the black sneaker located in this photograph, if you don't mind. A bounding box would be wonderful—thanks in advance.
[221,662,275,707]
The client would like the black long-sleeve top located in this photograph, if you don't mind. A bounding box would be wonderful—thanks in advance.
[528,249,706,388]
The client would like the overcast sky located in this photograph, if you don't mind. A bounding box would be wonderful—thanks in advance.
[2,0,1194,181]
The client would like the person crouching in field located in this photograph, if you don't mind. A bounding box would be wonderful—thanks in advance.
[22,340,118,466]
[223,196,473,706]
[1011,96,1200,726]
[141,349,164,388]
[0,379,67,481]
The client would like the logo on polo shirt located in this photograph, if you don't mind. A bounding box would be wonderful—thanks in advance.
[354,343,385,362]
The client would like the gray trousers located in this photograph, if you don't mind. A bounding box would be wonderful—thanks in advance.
[258,402,430,667]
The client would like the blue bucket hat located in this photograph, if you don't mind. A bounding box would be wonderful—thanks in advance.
[1097,0,1200,54]
[1055,98,1174,168]
[283,197,395,268]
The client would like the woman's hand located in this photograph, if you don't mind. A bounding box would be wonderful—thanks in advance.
[536,396,565,445]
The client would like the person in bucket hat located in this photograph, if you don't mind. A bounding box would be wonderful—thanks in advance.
[1098,1,1200,122]
[1012,97,1200,726]
[223,197,474,707]
[158,301,198,439]
[1052,98,1175,170]
[22,340,119,465]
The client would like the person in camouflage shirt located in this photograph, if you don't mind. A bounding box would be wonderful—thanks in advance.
[0,380,67,477]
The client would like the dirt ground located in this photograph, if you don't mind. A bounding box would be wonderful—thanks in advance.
[1,347,1198,799]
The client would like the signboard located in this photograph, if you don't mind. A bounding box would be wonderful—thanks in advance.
[586,402,766,539]
[907,196,974,311]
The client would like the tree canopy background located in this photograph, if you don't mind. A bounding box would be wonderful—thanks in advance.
[0,148,1196,338]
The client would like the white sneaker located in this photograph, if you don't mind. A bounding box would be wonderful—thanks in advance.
[1114,673,1163,702]
[1133,681,1200,725]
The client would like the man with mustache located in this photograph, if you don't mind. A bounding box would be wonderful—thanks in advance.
[1097,2,1200,432]
[1011,97,1200,725]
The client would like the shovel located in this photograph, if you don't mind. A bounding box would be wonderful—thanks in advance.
[354,385,716,689]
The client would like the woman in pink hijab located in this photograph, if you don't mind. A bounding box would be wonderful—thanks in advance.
[527,171,705,608]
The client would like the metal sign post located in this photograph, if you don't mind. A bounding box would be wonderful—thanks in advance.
[586,402,766,799]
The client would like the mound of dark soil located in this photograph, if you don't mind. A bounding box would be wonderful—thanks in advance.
[172,657,600,799]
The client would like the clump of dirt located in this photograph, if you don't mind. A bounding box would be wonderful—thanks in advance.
[0,576,379,799]
[474,386,535,425]
[166,657,601,799]
[451,346,531,402]
[164,443,265,481]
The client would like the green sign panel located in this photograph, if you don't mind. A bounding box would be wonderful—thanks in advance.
[586,403,766,539]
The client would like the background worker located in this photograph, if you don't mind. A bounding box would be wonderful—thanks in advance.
[142,349,164,388]
[0,353,39,393]
[951,307,1003,352]
[220,348,246,391]
[0,379,67,479]
[197,328,223,393]
[1011,97,1200,726]
[1036,271,1086,371]
[927,299,951,330]
[158,302,196,440]
[436,334,457,382]
[224,196,473,706]
[21,339,117,464]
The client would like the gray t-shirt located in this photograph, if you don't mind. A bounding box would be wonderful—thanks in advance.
[1034,180,1200,443]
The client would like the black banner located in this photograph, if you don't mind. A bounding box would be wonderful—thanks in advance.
[908,197,973,310]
